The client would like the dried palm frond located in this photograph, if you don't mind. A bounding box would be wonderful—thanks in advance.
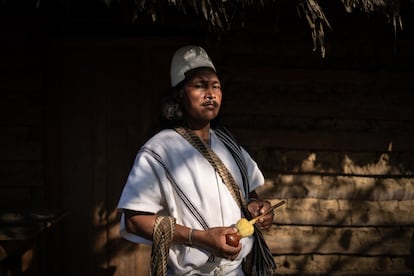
[129,0,410,57]
[341,0,403,54]
[297,0,332,58]
[6,0,410,57]
[132,0,271,29]
[342,0,386,13]
[341,0,403,31]
[130,0,332,57]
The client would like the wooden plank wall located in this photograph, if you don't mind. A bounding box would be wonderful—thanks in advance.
[2,22,414,276]
[217,48,414,274]
[55,36,207,276]
[0,30,45,209]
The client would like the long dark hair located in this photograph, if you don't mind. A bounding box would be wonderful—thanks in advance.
[159,84,185,129]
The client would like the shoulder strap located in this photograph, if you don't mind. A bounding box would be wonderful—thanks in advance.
[175,127,276,276]
[174,127,248,215]
[142,147,210,230]
[214,126,250,202]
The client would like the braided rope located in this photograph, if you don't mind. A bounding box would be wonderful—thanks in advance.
[175,127,276,275]
[150,216,176,276]
[175,127,248,215]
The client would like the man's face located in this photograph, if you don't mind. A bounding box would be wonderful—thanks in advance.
[181,68,222,126]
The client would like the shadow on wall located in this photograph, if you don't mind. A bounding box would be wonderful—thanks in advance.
[92,143,414,275]
[256,142,414,274]
[261,142,414,201]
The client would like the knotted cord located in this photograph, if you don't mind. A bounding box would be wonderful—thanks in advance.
[175,127,276,275]
[150,216,176,276]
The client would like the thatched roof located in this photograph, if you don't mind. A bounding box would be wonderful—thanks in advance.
[2,0,413,57]
[102,0,411,57]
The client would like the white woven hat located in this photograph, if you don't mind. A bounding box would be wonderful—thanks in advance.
[170,45,216,87]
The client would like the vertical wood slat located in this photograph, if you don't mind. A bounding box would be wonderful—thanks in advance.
[92,60,109,273]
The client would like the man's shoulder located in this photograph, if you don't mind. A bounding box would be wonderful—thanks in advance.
[144,129,180,149]
[146,128,174,141]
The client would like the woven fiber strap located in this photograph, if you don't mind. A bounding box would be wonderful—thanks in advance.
[175,127,247,212]
[150,216,176,276]
[175,127,276,276]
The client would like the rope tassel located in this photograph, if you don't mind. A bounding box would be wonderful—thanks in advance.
[150,216,176,276]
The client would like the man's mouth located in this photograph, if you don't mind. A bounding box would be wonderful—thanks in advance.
[202,100,218,107]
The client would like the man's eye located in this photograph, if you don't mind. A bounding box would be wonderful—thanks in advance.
[192,83,205,89]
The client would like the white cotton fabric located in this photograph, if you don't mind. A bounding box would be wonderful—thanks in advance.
[118,129,265,275]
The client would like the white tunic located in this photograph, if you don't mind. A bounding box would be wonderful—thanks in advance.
[118,129,265,275]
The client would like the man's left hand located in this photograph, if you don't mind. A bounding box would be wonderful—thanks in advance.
[247,199,274,230]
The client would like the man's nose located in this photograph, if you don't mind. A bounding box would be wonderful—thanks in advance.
[205,87,215,99]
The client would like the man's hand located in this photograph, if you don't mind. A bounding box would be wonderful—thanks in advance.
[193,227,242,261]
[247,199,274,230]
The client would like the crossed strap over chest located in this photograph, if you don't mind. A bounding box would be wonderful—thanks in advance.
[174,127,249,216]
[150,127,276,276]
[175,127,275,276]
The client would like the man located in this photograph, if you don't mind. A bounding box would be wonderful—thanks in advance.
[118,45,274,275]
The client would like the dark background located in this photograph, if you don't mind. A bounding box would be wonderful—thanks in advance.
[1,0,414,275]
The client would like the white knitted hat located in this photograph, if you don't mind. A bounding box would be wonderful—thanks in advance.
[170,45,216,87]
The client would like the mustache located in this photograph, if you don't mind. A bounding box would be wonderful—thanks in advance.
[201,100,219,107]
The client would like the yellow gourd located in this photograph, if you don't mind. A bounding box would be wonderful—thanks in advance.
[235,218,255,238]
[225,200,286,247]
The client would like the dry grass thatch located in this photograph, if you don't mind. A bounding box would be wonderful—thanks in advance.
[101,0,409,57]
[3,0,410,57]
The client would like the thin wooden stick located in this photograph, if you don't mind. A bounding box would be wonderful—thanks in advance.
[250,200,286,224]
